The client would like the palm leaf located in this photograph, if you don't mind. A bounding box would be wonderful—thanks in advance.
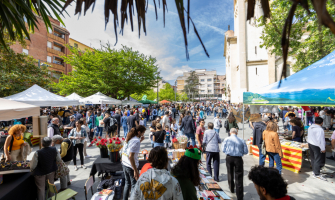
[62,0,208,60]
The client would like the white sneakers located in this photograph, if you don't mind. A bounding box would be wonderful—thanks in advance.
[85,155,92,158]
[74,165,87,170]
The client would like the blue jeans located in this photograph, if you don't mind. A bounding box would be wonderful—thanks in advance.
[95,127,103,137]
[267,152,282,174]
[185,133,196,147]
[122,165,137,200]
[258,144,266,166]
[143,118,147,127]
[154,143,164,147]
[307,116,313,126]
[214,128,220,134]
[214,112,217,117]
[123,125,128,138]
[207,111,210,116]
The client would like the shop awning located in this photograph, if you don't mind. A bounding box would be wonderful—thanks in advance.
[243,50,335,106]
[80,92,122,105]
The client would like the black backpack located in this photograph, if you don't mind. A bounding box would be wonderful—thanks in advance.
[108,117,118,133]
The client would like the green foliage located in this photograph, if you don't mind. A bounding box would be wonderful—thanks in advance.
[258,0,335,72]
[159,83,175,101]
[52,45,159,99]
[0,0,67,49]
[131,89,157,101]
[183,71,199,97]
[177,92,188,102]
[0,34,54,97]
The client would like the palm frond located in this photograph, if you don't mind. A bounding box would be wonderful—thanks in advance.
[63,0,209,60]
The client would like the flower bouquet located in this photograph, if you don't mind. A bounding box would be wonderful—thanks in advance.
[107,137,125,162]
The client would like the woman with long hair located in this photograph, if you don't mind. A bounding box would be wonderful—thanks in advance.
[4,124,28,161]
[263,122,283,174]
[171,148,201,200]
[69,120,87,171]
[121,125,146,200]
[152,123,166,147]
[225,113,239,136]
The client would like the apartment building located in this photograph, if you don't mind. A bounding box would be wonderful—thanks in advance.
[176,69,226,100]
[11,16,70,80]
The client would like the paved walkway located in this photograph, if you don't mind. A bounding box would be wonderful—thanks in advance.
[28,114,335,200]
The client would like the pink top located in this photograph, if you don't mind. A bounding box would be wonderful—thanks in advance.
[196,126,206,145]
[331,131,335,140]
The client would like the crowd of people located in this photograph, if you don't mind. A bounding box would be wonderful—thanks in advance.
[3,102,333,200]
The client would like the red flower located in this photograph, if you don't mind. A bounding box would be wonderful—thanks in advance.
[109,139,112,143]
[122,138,125,140]
[116,137,120,141]
[91,141,94,144]
[98,136,101,139]
[93,138,97,142]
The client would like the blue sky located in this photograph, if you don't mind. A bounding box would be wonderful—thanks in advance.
[62,0,234,84]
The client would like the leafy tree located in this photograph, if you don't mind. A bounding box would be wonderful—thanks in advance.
[183,71,199,100]
[177,92,188,102]
[52,45,159,99]
[159,83,175,101]
[0,0,66,49]
[131,89,157,101]
[0,34,54,97]
[258,0,335,72]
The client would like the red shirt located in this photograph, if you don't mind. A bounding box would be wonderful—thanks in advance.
[276,195,291,200]
[196,126,205,145]
[140,163,152,177]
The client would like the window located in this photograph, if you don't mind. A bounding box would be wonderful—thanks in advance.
[256,67,258,75]
[47,41,52,48]
[201,90,205,93]
[207,78,212,82]
[222,83,225,86]
[201,84,205,88]
[47,56,52,63]
[255,46,257,54]
[22,49,28,55]
[208,84,212,87]
[74,43,78,48]
[208,90,212,93]
[48,27,53,33]
[200,79,205,82]
[53,45,62,52]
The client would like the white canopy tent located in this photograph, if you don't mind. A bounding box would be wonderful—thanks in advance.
[80,92,122,105]
[0,98,40,121]
[121,100,142,106]
[4,84,79,107]
[66,93,84,100]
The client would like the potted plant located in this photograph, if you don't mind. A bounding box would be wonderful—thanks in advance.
[107,137,124,162]
[91,137,108,158]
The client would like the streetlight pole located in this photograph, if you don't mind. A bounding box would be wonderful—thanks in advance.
[157,72,160,104]
[174,80,177,102]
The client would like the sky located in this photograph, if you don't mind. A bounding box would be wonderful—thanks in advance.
[61,0,234,84]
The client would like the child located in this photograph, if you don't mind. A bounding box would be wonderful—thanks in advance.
[170,119,178,137]
[164,125,171,148]
[177,118,184,137]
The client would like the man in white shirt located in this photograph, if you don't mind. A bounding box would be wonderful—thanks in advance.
[162,111,170,130]
[307,117,327,181]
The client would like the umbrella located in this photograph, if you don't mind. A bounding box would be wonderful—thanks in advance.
[159,100,171,104]
[139,99,157,104]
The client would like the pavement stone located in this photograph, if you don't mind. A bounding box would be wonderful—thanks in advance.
[27,114,335,200]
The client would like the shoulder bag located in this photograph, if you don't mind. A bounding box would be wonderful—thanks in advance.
[203,132,216,152]
[261,132,266,155]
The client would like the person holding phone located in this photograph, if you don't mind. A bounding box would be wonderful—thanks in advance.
[68,120,87,171]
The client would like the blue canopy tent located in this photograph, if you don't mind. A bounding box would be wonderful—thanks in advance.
[243,50,335,106]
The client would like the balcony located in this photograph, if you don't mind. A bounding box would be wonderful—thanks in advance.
[49,63,64,71]
[47,47,64,56]
[47,33,65,44]
[214,86,220,89]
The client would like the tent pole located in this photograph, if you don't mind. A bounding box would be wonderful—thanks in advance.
[242,104,245,140]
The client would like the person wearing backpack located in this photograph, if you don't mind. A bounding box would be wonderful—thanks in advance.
[101,112,118,138]
[225,113,239,136]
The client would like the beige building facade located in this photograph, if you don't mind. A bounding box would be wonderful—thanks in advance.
[176,69,226,100]
[224,0,296,103]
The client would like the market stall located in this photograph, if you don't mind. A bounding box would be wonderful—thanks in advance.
[243,50,335,173]
[66,92,84,100]
[249,136,307,173]
[4,84,79,106]
[121,100,142,106]
[80,92,122,105]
